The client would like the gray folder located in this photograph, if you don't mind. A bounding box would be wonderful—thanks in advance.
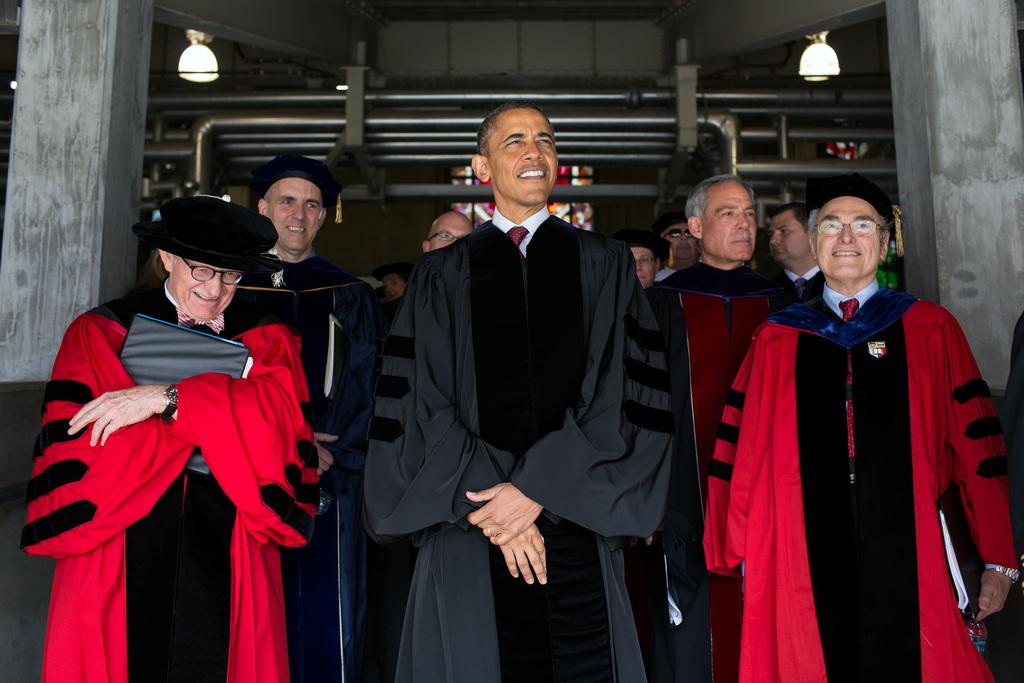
[120,313,250,385]
[120,314,250,474]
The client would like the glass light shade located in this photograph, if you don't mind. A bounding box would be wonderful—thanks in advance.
[178,43,219,83]
[799,36,840,82]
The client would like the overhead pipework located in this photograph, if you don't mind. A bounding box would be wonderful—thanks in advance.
[137,82,898,205]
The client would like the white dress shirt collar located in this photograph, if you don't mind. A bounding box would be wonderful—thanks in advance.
[823,280,879,319]
[785,265,820,282]
[491,206,551,255]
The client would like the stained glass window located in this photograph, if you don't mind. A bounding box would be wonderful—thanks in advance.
[451,165,594,230]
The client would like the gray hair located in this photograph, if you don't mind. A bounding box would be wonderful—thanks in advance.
[684,174,756,219]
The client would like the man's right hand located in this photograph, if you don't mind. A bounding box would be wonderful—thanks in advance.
[313,432,337,477]
[496,523,547,586]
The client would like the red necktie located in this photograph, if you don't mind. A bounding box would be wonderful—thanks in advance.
[840,298,859,322]
[840,298,859,483]
[507,226,529,256]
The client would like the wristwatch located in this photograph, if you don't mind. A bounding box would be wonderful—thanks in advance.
[161,384,179,423]
[987,564,1020,583]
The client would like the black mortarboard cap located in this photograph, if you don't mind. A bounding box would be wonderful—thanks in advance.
[250,155,343,221]
[805,173,903,255]
[805,173,894,222]
[612,228,669,262]
[133,196,282,273]
[650,211,689,236]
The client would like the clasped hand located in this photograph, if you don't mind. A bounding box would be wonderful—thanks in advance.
[67,384,168,446]
[466,483,546,585]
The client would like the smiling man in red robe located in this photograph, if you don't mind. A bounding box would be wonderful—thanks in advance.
[22,196,318,683]
[705,174,1016,682]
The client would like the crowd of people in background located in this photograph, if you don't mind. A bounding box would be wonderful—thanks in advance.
[22,101,1021,683]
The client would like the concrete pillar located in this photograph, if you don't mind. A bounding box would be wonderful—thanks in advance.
[0,0,153,381]
[887,0,1024,387]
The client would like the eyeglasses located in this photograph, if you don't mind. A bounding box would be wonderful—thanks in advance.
[428,231,458,243]
[663,228,694,239]
[181,258,243,285]
[817,219,882,237]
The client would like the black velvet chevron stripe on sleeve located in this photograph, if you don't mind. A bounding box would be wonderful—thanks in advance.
[375,375,412,400]
[299,401,316,427]
[382,335,415,360]
[25,459,89,503]
[259,484,314,541]
[716,422,740,445]
[624,400,674,434]
[368,416,404,442]
[952,378,992,404]
[297,439,318,468]
[976,455,1008,479]
[33,420,87,459]
[624,315,666,353]
[624,358,671,393]
[20,499,98,549]
[284,464,321,506]
[709,459,734,482]
[724,389,745,410]
[965,416,1002,440]
[41,380,94,414]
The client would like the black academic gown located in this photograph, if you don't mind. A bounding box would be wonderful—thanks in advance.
[772,270,825,308]
[1003,308,1024,566]
[364,217,673,683]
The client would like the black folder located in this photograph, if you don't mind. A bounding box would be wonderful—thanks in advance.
[120,314,250,385]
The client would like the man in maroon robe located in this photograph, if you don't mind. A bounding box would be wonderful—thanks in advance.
[637,174,781,683]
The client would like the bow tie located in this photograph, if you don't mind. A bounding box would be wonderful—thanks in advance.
[177,309,225,334]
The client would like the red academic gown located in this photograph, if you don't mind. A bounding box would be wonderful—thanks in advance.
[705,292,1015,683]
[22,291,318,683]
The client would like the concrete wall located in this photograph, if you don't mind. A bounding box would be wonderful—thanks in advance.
[376,20,667,77]
[0,383,50,682]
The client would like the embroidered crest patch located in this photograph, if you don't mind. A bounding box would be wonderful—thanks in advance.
[867,341,887,359]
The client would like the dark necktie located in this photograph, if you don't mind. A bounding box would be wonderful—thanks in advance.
[794,277,807,300]
[840,298,859,322]
[507,226,529,257]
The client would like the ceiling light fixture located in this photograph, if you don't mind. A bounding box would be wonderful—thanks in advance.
[178,29,219,83]
[335,84,349,91]
[799,31,840,82]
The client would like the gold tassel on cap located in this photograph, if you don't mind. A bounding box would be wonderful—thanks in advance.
[892,204,904,257]
[335,201,343,224]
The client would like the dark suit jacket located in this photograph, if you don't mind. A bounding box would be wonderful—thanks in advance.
[773,270,825,308]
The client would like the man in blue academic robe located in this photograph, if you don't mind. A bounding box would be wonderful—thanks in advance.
[238,155,384,683]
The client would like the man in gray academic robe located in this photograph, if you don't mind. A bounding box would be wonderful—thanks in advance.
[364,101,673,682]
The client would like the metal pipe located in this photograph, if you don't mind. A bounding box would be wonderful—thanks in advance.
[148,87,891,111]
[366,153,674,166]
[699,89,891,106]
[360,140,674,154]
[362,130,678,142]
[736,159,897,178]
[698,112,742,176]
[189,111,346,191]
[145,142,192,161]
[741,127,895,143]
[363,110,677,130]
